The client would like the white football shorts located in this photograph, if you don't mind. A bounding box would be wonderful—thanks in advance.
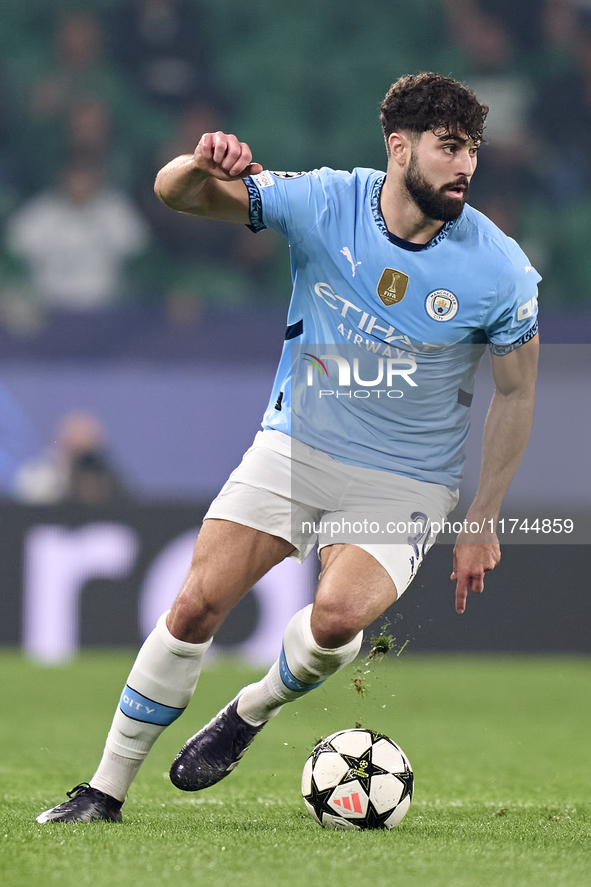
[204,430,458,596]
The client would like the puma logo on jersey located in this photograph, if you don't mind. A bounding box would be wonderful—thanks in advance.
[340,246,361,277]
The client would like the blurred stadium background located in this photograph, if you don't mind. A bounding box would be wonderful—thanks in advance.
[0,0,589,663]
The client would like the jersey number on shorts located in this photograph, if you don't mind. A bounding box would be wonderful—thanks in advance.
[407,511,432,578]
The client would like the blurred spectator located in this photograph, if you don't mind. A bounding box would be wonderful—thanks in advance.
[442,2,539,237]
[517,3,591,302]
[18,9,168,192]
[108,0,218,113]
[135,100,285,305]
[443,0,554,55]
[5,161,150,310]
[28,97,138,193]
[140,101,230,262]
[13,411,128,505]
[532,5,591,203]
[540,0,581,53]
[29,10,105,120]
[442,3,535,151]
[66,98,136,189]
[477,0,548,52]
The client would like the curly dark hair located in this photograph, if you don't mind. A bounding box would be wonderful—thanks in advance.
[380,72,488,145]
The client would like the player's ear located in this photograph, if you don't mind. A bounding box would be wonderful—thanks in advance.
[387,131,411,167]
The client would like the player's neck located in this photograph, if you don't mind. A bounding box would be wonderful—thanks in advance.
[380,174,445,245]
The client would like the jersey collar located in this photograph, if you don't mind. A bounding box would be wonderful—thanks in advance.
[371,175,459,251]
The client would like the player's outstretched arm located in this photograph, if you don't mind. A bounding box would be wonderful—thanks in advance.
[452,333,539,614]
[154,131,263,224]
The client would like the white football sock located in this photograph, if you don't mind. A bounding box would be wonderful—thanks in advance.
[237,604,363,726]
[90,611,211,801]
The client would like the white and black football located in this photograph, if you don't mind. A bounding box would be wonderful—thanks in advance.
[301,728,413,830]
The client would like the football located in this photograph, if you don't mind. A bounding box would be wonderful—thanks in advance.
[301,728,413,830]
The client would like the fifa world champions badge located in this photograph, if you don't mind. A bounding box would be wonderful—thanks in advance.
[377,267,409,306]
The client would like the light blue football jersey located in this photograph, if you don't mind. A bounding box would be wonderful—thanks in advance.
[244,167,539,488]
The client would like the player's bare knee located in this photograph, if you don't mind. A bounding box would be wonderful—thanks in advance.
[167,590,228,643]
[310,603,362,649]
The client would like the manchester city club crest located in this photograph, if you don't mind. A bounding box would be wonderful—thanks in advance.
[425,289,459,321]
[377,268,409,306]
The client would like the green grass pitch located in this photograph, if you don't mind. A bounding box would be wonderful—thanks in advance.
[1,650,590,887]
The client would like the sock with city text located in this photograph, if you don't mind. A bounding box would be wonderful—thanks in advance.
[90,611,211,801]
[236,604,363,726]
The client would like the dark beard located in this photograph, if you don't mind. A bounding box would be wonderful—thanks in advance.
[404,154,468,222]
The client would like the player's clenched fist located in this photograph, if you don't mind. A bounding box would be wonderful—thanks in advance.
[195,132,263,181]
[154,131,262,217]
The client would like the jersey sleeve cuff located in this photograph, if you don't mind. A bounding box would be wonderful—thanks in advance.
[243,176,267,233]
[489,318,538,355]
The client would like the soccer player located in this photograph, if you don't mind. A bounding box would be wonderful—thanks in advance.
[37,73,539,823]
